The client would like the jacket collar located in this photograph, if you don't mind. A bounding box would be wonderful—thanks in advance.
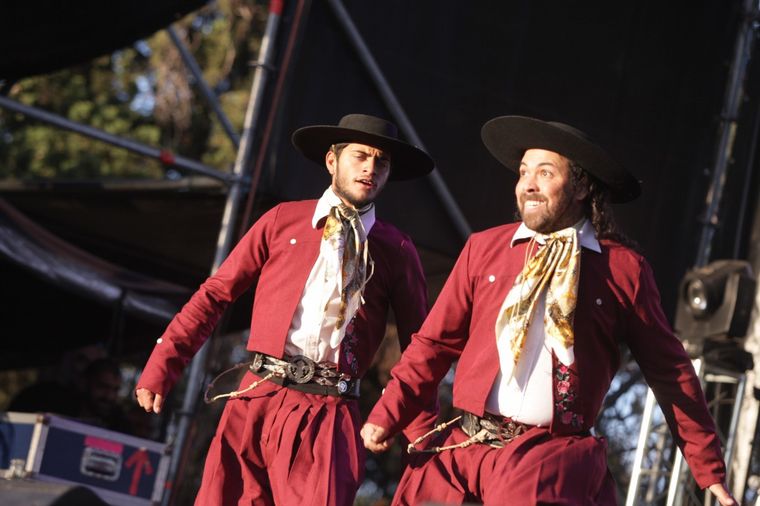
[510,218,601,253]
[311,187,376,234]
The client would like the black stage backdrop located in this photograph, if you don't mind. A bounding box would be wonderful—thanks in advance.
[264,0,756,319]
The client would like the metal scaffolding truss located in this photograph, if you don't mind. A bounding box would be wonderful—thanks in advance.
[627,360,748,505]
[626,0,760,503]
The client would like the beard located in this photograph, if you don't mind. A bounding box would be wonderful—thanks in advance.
[333,180,372,208]
[331,162,386,208]
[517,191,582,233]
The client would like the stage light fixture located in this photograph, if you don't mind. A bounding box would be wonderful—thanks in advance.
[685,277,710,317]
[674,259,756,344]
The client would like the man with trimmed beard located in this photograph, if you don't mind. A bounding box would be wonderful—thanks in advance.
[361,116,734,505]
[135,114,436,506]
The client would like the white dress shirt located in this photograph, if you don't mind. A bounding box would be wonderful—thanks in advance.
[485,219,600,425]
[284,188,375,364]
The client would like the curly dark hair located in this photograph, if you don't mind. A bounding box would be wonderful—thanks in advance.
[568,161,639,250]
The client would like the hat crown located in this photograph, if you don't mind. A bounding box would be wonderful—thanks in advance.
[337,114,399,140]
[546,121,592,144]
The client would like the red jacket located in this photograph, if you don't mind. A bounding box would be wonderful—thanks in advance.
[137,199,435,438]
[367,222,726,489]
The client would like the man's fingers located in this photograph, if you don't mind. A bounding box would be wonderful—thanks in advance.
[361,423,392,453]
[708,483,736,506]
[153,393,164,414]
[371,425,383,440]
[361,423,386,443]
[368,441,391,453]
[365,440,390,453]
[135,388,153,411]
[136,388,161,414]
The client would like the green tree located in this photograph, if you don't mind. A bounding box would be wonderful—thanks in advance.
[0,0,267,182]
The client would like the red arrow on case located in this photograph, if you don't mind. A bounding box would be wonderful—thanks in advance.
[125,448,154,496]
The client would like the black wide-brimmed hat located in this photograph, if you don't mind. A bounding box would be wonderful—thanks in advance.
[481,116,641,203]
[291,114,434,181]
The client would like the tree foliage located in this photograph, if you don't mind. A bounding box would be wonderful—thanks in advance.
[0,0,268,181]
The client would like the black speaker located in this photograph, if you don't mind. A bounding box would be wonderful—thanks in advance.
[0,479,108,506]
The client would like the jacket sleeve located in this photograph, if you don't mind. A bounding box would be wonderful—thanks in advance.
[368,237,474,438]
[136,205,279,396]
[624,258,726,489]
[388,236,438,442]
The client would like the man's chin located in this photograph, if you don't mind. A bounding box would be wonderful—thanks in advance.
[334,189,372,209]
[346,194,374,208]
[520,215,548,233]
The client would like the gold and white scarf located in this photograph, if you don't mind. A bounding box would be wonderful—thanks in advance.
[494,227,581,381]
[322,203,372,329]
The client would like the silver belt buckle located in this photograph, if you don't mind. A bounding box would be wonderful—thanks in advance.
[285,355,316,384]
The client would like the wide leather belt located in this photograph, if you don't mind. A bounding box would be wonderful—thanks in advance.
[249,352,360,398]
[460,411,532,448]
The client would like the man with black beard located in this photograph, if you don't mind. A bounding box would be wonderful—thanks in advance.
[362,116,734,505]
[135,114,436,506]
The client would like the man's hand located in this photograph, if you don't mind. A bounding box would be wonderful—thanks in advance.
[361,423,393,453]
[136,388,164,414]
[708,482,736,505]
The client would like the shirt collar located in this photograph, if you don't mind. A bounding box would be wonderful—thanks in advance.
[510,218,601,253]
[312,187,376,234]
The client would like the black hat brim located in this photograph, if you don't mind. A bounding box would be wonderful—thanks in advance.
[291,125,434,181]
[481,116,641,203]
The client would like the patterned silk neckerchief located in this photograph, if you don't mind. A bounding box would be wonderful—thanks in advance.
[322,203,372,329]
[494,227,581,382]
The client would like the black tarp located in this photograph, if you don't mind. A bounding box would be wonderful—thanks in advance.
[0,197,192,367]
[0,0,209,80]
[0,199,189,321]
[263,0,757,317]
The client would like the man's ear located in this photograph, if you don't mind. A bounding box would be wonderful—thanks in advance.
[325,149,337,176]
[575,185,589,202]
[574,176,590,202]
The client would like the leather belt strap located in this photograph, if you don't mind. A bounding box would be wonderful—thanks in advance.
[406,411,535,454]
[249,352,360,398]
[407,412,589,454]
[460,411,532,448]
